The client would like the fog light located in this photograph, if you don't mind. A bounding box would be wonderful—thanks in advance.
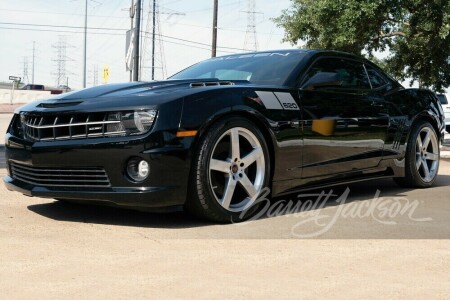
[127,158,149,182]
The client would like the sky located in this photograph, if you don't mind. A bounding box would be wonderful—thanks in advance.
[0,0,298,89]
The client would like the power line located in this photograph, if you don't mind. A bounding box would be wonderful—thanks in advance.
[182,0,241,13]
[0,8,129,19]
[0,2,282,34]
[0,25,234,53]
[0,24,248,51]
[0,26,124,35]
[0,20,261,39]
[0,21,127,31]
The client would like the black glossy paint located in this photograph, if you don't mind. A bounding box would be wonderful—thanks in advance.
[4,50,445,210]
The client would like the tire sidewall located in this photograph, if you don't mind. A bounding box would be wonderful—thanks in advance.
[405,121,439,187]
[194,117,271,222]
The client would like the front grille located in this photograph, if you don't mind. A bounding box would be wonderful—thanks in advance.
[21,113,125,141]
[10,162,111,187]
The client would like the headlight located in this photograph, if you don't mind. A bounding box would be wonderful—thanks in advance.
[106,110,157,136]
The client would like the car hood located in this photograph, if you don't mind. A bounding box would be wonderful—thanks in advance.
[17,79,250,113]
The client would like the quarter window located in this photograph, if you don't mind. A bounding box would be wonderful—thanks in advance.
[365,65,388,88]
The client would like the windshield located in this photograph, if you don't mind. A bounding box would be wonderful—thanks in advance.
[170,52,307,86]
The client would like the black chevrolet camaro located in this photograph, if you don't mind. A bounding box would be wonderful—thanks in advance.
[4,50,445,222]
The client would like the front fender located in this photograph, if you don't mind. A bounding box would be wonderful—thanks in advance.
[179,87,304,182]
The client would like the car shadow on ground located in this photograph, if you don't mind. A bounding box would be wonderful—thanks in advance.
[297,173,450,205]
[26,174,450,229]
[27,201,214,229]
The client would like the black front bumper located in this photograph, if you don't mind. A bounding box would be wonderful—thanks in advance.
[4,175,181,208]
[4,132,192,209]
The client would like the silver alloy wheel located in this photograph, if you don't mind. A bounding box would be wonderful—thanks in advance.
[415,127,439,183]
[209,127,265,212]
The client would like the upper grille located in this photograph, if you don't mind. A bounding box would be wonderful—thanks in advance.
[10,162,111,187]
[21,113,125,141]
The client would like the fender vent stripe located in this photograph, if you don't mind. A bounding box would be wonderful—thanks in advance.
[274,92,300,110]
[255,91,283,110]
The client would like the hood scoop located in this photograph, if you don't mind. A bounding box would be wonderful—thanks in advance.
[37,101,83,108]
[190,81,234,88]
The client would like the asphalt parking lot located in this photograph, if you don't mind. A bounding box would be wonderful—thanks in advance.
[0,113,449,298]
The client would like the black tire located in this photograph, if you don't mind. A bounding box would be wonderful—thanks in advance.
[446,125,450,134]
[394,121,440,188]
[186,116,271,222]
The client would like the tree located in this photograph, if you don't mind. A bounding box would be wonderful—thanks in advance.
[274,0,450,92]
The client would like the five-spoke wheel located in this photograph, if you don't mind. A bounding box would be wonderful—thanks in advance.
[415,126,439,183]
[187,117,270,222]
[394,121,440,188]
[209,127,265,212]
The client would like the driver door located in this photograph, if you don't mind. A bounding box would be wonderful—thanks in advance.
[299,57,389,178]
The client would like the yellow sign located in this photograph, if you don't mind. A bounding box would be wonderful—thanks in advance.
[103,64,110,83]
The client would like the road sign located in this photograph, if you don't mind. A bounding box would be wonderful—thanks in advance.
[9,76,21,81]
[103,65,110,83]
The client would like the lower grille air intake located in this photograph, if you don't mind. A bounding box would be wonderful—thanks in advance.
[10,162,111,187]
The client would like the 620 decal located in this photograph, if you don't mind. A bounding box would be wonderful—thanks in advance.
[282,103,298,109]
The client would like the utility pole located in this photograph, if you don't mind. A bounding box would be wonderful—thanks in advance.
[211,0,218,57]
[129,0,135,82]
[133,0,142,81]
[83,0,88,88]
[32,41,35,84]
[151,0,156,80]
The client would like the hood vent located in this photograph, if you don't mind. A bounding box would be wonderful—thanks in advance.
[37,101,82,108]
[190,81,234,88]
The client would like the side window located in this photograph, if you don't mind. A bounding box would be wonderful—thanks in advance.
[303,58,371,90]
[365,65,387,88]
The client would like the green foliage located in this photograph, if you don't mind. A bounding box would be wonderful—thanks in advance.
[274,0,450,92]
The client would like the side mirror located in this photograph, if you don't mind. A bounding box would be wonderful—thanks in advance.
[302,72,343,90]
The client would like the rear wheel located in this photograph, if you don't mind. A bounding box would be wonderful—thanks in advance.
[186,116,270,222]
[394,121,439,188]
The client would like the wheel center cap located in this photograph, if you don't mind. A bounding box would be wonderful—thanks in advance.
[231,164,239,174]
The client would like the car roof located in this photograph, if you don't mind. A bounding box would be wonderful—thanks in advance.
[217,49,360,59]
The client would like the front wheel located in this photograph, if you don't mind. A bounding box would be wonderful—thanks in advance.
[186,116,271,222]
[394,121,440,188]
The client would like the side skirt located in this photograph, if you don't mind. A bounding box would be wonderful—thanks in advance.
[271,157,405,197]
